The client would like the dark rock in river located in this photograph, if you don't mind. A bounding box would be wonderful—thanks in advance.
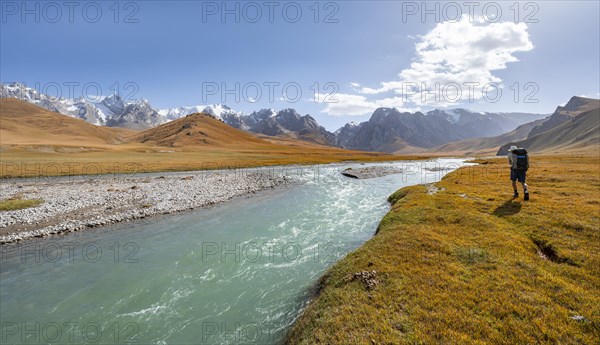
[341,166,403,179]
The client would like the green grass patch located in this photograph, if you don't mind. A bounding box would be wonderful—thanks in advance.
[0,198,44,211]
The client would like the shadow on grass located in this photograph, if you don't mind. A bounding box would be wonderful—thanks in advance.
[493,199,522,217]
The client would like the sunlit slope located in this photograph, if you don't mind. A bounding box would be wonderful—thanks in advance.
[0,100,407,177]
[502,107,599,154]
[134,112,293,149]
[430,118,547,155]
[0,98,134,146]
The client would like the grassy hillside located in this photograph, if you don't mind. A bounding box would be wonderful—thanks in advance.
[134,112,269,147]
[288,154,600,344]
[0,99,415,178]
[406,97,599,156]
[527,97,600,139]
[499,108,600,155]
[431,117,547,156]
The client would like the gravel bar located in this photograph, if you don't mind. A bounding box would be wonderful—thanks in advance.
[0,169,292,244]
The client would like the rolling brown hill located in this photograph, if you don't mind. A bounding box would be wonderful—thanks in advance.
[134,113,268,148]
[497,106,600,155]
[430,117,547,155]
[388,138,427,155]
[0,98,134,146]
[133,112,361,151]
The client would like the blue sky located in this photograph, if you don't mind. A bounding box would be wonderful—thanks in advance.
[2,1,599,131]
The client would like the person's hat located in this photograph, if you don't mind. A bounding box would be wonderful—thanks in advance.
[509,145,518,151]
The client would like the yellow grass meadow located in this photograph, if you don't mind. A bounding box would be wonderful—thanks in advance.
[288,154,600,344]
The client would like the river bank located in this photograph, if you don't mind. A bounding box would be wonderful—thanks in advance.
[0,160,460,244]
[287,155,600,344]
[0,168,293,244]
[1,158,470,344]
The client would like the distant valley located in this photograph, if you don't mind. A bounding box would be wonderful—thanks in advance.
[2,83,598,156]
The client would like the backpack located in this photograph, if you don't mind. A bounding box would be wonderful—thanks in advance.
[512,148,528,170]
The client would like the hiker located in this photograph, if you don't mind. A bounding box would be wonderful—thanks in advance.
[508,145,529,200]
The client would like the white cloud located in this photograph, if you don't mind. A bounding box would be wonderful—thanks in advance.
[318,93,418,116]
[320,16,534,116]
[361,17,533,97]
[578,93,600,99]
[318,93,375,116]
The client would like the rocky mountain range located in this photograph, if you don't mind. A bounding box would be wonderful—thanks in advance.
[334,108,548,153]
[1,83,335,144]
[1,82,546,150]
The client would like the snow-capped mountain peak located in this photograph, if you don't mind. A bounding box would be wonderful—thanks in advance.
[201,104,241,119]
[157,106,205,120]
[1,82,163,127]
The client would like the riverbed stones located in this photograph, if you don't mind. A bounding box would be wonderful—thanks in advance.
[0,169,291,244]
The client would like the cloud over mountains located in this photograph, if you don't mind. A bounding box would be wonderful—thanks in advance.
[321,16,534,116]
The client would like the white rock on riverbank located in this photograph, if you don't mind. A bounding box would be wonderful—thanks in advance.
[0,170,291,244]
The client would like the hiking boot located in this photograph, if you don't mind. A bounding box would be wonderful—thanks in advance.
[513,192,519,198]
[524,192,530,201]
